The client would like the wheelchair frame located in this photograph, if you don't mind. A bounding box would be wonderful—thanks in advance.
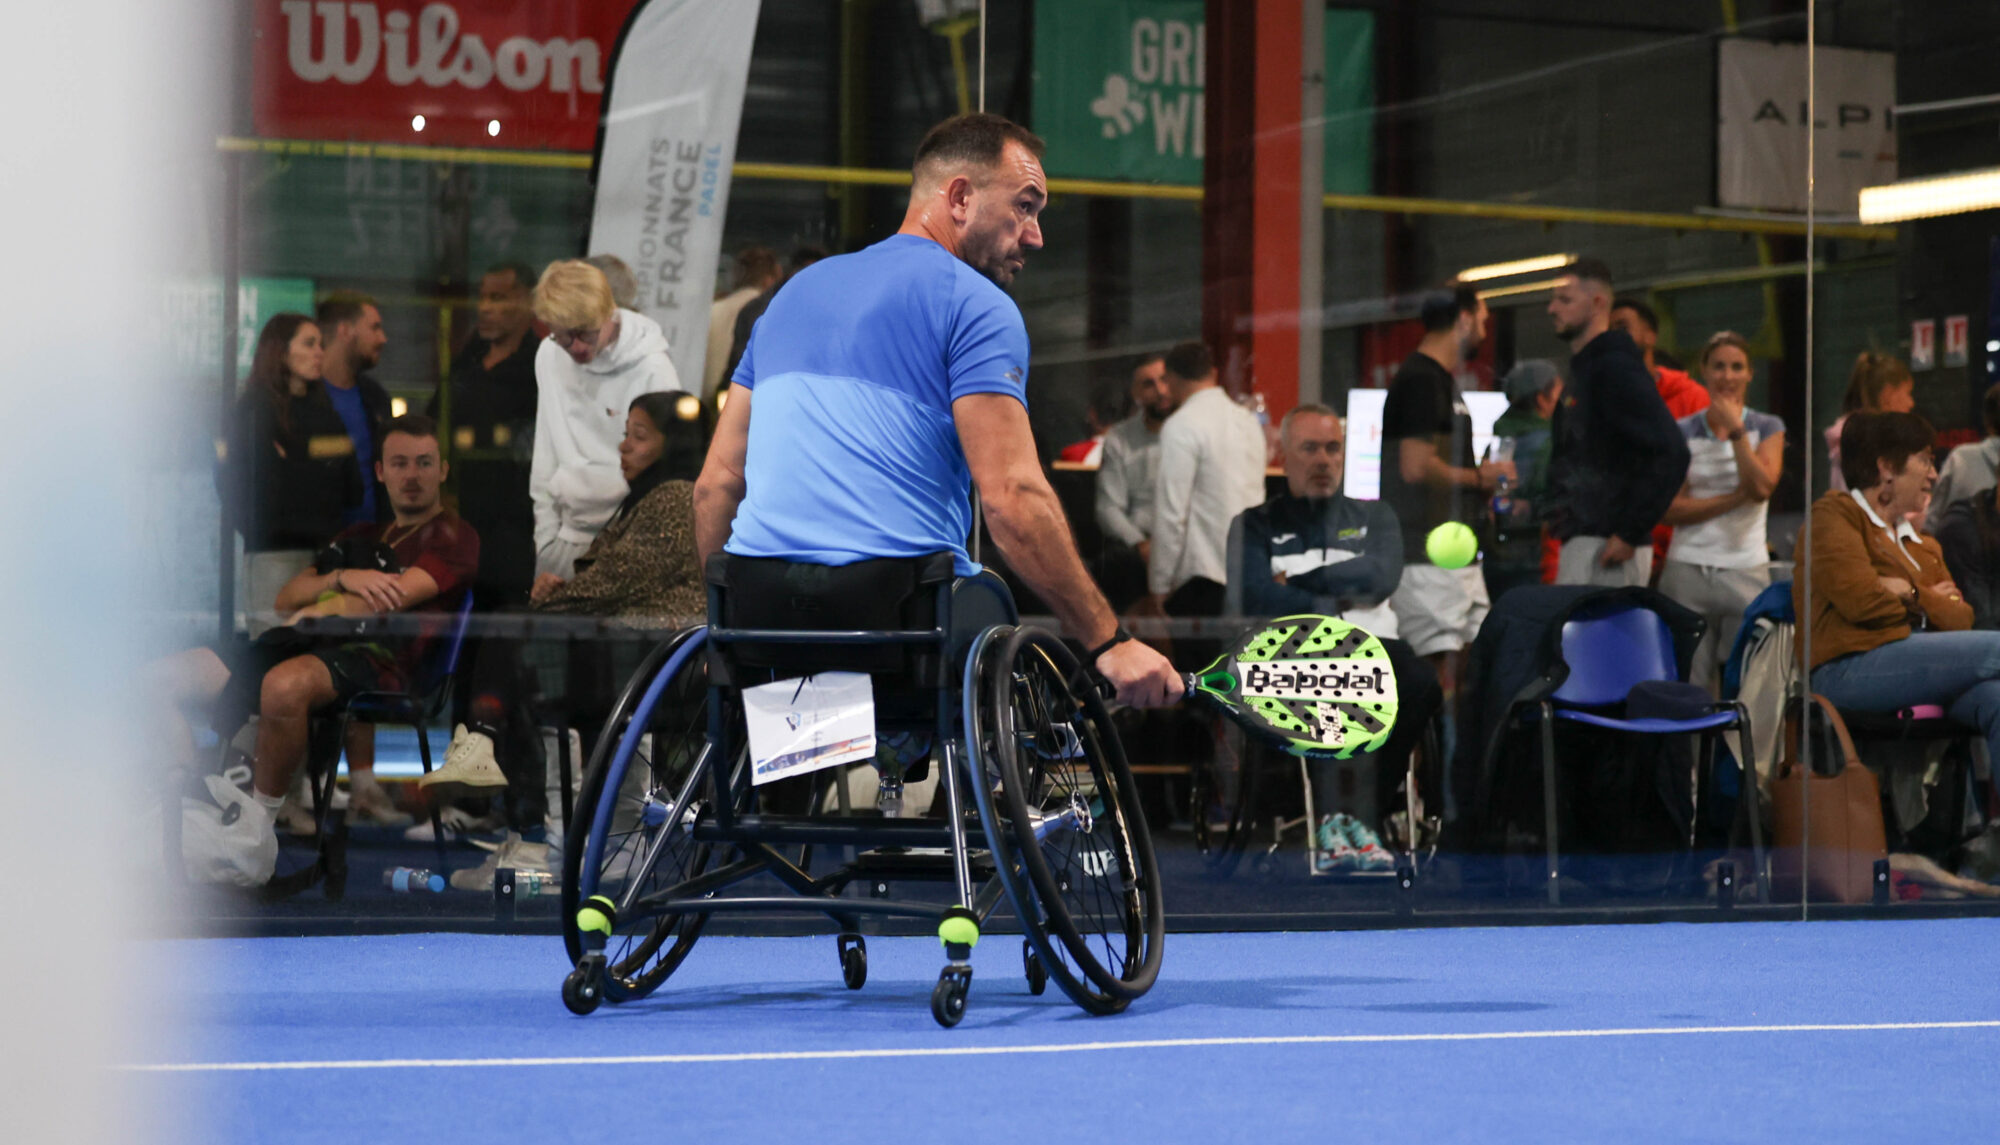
[560,568,1163,1027]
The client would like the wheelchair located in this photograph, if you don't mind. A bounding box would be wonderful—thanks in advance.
[557,553,1165,1027]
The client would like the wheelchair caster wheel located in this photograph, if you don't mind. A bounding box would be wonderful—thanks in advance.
[931,967,972,1028]
[563,956,605,1016]
[838,934,867,990]
[1022,940,1047,996]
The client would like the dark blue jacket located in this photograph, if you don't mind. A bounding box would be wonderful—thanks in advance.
[1226,492,1403,616]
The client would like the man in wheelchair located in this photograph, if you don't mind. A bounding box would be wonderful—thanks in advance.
[157,415,479,885]
[693,111,1179,710]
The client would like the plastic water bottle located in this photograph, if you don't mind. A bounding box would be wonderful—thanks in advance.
[1486,438,1517,522]
[383,867,446,893]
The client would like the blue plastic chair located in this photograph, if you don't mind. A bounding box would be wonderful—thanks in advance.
[1531,603,1758,905]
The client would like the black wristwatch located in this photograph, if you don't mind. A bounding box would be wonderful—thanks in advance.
[1085,627,1133,661]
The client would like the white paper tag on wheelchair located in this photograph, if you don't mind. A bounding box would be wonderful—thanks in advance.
[742,672,878,786]
[1186,615,1399,758]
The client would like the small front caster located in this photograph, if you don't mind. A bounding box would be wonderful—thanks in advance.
[931,966,972,1028]
[838,933,867,990]
[562,956,605,1016]
[1022,939,1047,996]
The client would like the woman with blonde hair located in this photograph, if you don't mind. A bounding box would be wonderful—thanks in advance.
[1825,350,1915,492]
[1658,331,1785,689]
[528,258,684,579]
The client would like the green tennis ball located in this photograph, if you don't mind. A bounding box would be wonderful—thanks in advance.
[576,895,616,937]
[1425,522,1479,569]
[937,915,981,948]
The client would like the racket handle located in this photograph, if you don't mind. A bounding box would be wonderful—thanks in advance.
[1180,673,1198,698]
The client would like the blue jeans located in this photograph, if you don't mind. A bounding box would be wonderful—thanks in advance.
[1810,631,2000,762]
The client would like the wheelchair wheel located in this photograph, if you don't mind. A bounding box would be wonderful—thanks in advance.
[561,627,730,1003]
[972,625,1164,1010]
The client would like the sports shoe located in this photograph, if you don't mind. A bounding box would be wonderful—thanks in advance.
[419,725,510,800]
[1334,813,1397,872]
[346,777,414,828]
[448,831,552,893]
[276,798,320,837]
[181,774,279,887]
[403,805,504,843]
[1313,814,1358,874]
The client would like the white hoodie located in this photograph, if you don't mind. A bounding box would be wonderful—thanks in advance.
[530,307,683,551]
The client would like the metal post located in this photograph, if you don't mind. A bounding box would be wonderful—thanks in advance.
[217,149,242,646]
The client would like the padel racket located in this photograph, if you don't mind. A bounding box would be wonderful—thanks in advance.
[1182,615,1399,759]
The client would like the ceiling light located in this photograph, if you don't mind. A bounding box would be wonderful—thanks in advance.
[487,119,501,137]
[1456,253,1577,283]
[675,394,702,421]
[411,114,426,132]
[390,397,408,417]
[1858,167,2000,224]
[1474,276,1568,302]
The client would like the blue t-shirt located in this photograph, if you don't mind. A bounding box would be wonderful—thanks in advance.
[725,235,1030,575]
[325,382,376,524]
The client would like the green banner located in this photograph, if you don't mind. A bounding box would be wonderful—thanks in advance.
[1032,1,1374,191]
[164,276,318,383]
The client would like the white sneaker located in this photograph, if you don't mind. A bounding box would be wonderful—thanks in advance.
[402,805,502,842]
[448,831,552,892]
[346,778,414,828]
[419,725,510,798]
[181,774,278,887]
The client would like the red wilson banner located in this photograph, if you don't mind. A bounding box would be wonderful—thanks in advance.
[253,1,642,151]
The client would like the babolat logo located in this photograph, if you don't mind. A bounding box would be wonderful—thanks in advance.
[1239,659,1389,701]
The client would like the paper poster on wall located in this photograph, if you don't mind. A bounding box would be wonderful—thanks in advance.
[1945,316,1969,368]
[1716,38,1897,215]
[1911,319,1937,372]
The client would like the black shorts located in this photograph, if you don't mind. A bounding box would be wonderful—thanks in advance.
[217,629,405,728]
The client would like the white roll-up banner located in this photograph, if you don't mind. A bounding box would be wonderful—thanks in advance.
[588,0,763,389]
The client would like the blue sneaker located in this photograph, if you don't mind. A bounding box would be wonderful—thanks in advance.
[1334,813,1396,872]
[1314,815,1358,873]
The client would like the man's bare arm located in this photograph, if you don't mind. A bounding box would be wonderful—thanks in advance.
[955,394,1115,644]
[1399,437,1510,490]
[694,384,753,568]
[955,394,1182,707]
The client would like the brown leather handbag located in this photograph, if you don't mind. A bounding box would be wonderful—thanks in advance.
[1769,694,1889,903]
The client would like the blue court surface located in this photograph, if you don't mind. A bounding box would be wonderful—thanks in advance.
[140,920,1998,1143]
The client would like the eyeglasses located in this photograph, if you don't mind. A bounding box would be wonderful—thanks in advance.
[552,326,602,349]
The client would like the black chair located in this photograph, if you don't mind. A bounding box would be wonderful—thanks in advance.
[282,594,476,898]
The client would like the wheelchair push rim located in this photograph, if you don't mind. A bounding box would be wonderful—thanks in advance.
[562,626,727,1002]
[969,625,1164,1008]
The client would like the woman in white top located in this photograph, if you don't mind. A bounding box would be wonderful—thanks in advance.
[1659,331,1787,690]
[528,259,684,583]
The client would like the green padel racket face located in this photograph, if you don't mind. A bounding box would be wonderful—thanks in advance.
[1188,615,1398,758]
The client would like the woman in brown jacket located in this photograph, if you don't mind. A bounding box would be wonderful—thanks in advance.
[1800,411,2000,762]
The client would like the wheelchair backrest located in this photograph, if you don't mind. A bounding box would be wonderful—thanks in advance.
[705,552,955,688]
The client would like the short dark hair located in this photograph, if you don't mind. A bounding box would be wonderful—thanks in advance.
[316,291,377,330]
[913,113,1046,181]
[1419,285,1482,333]
[482,262,536,292]
[1090,380,1134,425]
[1162,340,1213,382]
[1131,351,1165,376]
[1984,384,2000,437]
[788,245,828,273]
[1611,296,1658,332]
[1565,257,1615,290]
[1841,410,1935,491]
[733,246,780,289]
[381,413,439,445]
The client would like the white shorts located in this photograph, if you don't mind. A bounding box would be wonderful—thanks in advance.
[1389,563,1491,657]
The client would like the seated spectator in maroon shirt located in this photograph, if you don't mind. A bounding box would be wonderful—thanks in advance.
[153,415,480,886]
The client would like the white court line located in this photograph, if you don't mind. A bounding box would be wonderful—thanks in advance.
[126,1020,2000,1073]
